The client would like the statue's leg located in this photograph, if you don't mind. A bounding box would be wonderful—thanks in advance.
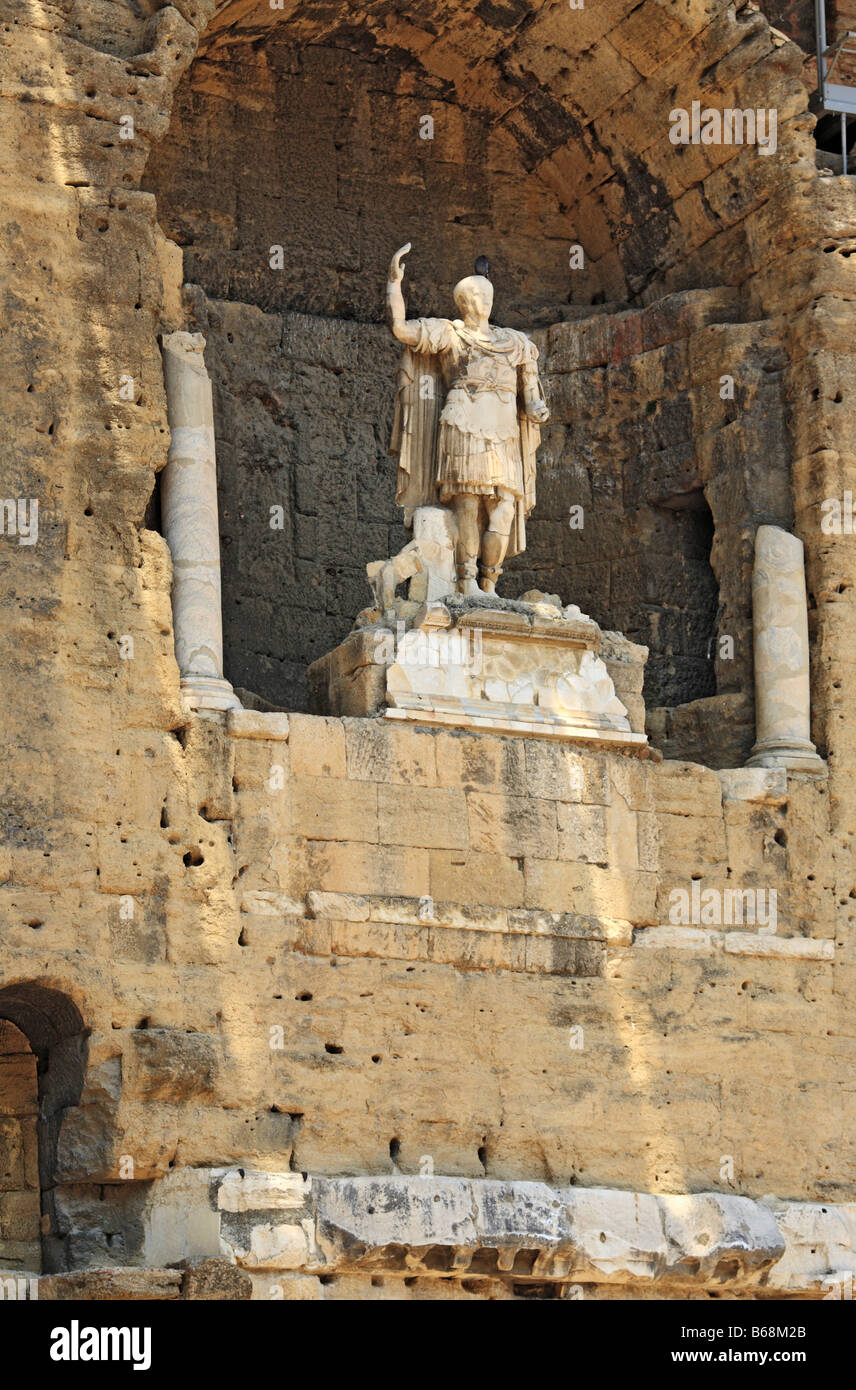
[451,494,481,595]
[480,493,515,593]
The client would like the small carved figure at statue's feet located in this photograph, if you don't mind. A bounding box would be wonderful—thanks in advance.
[457,561,480,597]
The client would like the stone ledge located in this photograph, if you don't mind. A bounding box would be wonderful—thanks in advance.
[153,1170,825,1292]
[240,890,305,917]
[303,891,616,939]
[274,916,610,977]
[634,925,834,960]
[238,889,635,974]
[52,1170,848,1298]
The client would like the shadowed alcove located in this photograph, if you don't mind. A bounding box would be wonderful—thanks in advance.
[143,0,806,763]
[0,985,88,1274]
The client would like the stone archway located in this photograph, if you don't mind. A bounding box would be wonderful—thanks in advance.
[141,1,813,757]
[0,985,88,1275]
[0,1020,40,1273]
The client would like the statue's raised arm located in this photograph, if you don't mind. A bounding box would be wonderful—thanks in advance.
[386,243,422,347]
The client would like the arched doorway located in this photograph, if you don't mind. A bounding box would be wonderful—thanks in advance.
[0,985,88,1274]
[0,1020,40,1272]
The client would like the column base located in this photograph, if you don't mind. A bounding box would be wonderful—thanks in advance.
[181,676,242,712]
[746,736,825,774]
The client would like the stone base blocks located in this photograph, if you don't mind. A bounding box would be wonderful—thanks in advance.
[41,1169,856,1301]
[309,596,648,748]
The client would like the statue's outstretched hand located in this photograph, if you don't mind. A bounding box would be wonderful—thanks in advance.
[527,399,550,424]
[388,243,411,286]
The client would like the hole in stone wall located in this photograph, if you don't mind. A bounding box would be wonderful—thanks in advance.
[142,468,161,534]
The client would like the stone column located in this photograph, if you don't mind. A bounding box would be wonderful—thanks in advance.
[161,331,240,712]
[747,525,823,773]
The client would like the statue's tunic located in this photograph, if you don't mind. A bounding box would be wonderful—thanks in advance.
[410,317,539,502]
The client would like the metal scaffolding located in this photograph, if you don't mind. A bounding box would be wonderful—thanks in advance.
[815,0,856,172]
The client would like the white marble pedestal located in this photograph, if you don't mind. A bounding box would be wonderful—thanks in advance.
[309,598,648,747]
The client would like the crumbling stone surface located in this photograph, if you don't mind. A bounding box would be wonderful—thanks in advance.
[180,1256,252,1300]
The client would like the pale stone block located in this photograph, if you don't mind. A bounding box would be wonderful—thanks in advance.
[292,778,379,843]
[556,801,609,863]
[344,719,437,786]
[302,840,431,898]
[429,850,525,908]
[218,1170,311,1212]
[237,1220,314,1270]
[289,714,346,778]
[633,925,718,951]
[723,933,834,960]
[364,895,508,931]
[227,709,290,742]
[378,785,468,849]
[525,742,609,804]
[433,730,525,791]
[506,908,610,940]
[524,860,658,924]
[718,767,788,804]
[240,891,304,917]
[307,891,370,922]
[766,1200,856,1291]
[653,761,723,817]
[430,902,509,932]
[142,1168,222,1267]
[565,1188,667,1282]
[467,791,558,859]
[329,920,426,963]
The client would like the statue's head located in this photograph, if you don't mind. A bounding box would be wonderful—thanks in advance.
[453,274,494,322]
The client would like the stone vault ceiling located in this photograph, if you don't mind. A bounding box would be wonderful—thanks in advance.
[159,0,809,302]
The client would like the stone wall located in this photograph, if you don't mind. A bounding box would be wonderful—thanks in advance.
[142,36,579,325]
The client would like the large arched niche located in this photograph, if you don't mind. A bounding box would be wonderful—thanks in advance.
[144,0,809,759]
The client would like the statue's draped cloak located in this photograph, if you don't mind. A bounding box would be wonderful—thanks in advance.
[390,317,543,559]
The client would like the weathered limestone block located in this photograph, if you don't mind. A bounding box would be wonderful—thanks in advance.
[38,1269,183,1300]
[180,1257,253,1300]
[307,1177,785,1286]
